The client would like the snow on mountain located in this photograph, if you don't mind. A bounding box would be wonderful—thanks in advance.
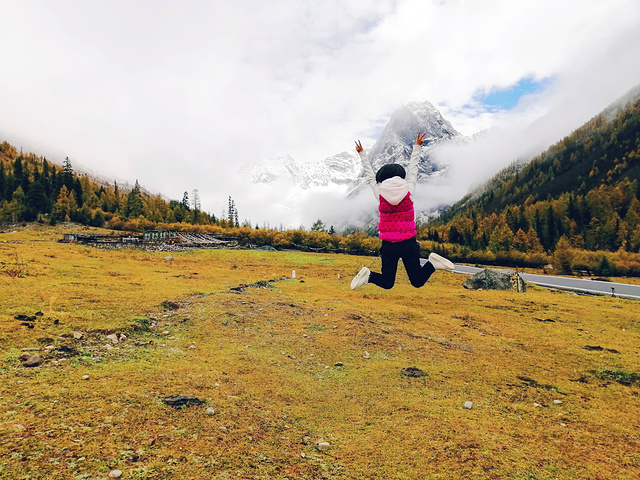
[243,100,463,193]
[241,150,361,190]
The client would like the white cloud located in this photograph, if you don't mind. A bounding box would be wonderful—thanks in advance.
[1,0,639,227]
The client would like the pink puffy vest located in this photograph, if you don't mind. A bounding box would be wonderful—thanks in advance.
[378,193,417,242]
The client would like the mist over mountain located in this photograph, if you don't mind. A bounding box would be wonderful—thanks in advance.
[244,100,462,191]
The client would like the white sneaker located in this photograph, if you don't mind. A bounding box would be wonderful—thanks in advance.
[429,253,455,271]
[351,266,370,289]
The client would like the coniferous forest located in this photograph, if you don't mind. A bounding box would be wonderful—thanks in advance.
[0,143,220,229]
[424,93,640,276]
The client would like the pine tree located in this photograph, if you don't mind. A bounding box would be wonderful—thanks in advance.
[181,191,190,211]
[26,180,49,219]
[125,180,144,218]
[311,219,326,232]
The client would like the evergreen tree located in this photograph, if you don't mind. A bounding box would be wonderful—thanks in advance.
[10,186,27,222]
[181,191,190,211]
[26,180,49,219]
[311,219,326,232]
[73,177,84,207]
[0,162,6,200]
[63,157,74,191]
[125,180,144,218]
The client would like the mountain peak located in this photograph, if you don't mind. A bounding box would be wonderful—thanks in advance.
[365,100,461,178]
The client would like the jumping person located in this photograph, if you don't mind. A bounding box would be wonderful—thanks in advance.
[351,132,455,289]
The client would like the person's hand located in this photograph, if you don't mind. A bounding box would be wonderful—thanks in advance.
[415,132,427,145]
[355,140,363,152]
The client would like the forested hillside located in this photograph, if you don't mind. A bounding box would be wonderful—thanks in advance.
[424,89,640,275]
[0,142,218,229]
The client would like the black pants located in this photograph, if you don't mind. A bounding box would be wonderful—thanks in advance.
[369,238,435,289]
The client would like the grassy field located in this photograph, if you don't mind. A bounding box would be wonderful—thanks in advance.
[1,225,639,480]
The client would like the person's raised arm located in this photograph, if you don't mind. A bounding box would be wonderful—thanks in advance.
[356,140,377,194]
[406,132,425,193]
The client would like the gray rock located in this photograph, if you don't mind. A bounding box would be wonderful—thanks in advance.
[317,441,330,452]
[106,334,119,344]
[108,470,122,478]
[463,268,526,292]
[464,401,473,409]
[23,355,44,367]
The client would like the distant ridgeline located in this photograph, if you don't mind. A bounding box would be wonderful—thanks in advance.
[0,143,222,229]
[425,90,640,274]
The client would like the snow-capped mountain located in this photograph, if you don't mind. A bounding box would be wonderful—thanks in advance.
[241,151,361,190]
[243,100,462,192]
[364,100,461,180]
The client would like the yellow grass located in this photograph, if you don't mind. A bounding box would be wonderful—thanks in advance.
[1,225,639,479]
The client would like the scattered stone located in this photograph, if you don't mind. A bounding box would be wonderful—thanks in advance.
[23,355,44,367]
[334,361,343,367]
[188,345,196,349]
[463,401,473,410]
[553,400,563,405]
[206,407,216,415]
[37,337,54,344]
[44,345,55,351]
[19,353,33,361]
[401,367,427,377]
[162,395,205,407]
[463,268,526,292]
[35,311,44,317]
[119,333,127,342]
[317,441,330,452]
[535,318,556,323]
[108,470,122,478]
[106,334,119,344]
[72,332,83,339]
[82,375,90,380]
[363,351,370,359]
[163,256,174,261]
[219,426,227,431]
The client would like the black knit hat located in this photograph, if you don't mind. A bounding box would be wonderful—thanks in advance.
[376,163,406,183]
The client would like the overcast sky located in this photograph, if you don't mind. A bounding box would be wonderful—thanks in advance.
[1,0,639,227]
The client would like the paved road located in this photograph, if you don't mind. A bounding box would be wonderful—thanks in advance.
[449,264,640,300]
